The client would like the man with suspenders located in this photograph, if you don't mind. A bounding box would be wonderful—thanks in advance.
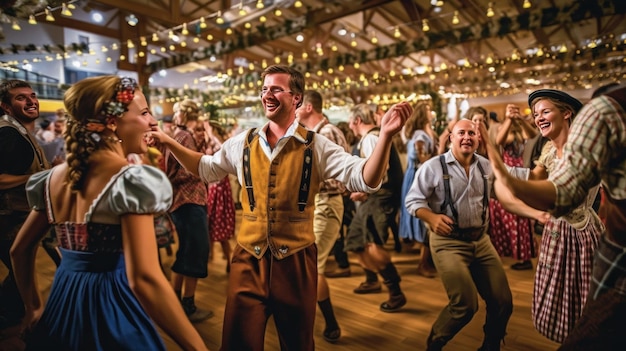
[406,119,512,351]
[150,65,412,351]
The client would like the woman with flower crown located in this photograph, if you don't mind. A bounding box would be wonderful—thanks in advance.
[10,76,208,350]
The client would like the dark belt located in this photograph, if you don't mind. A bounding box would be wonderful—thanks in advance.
[449,226,486,241]
[319,192,342,197]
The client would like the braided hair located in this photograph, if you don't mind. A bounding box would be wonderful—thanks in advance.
[63,75,138,190]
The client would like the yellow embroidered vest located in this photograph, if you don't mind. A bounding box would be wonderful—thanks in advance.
[239,125,320,259]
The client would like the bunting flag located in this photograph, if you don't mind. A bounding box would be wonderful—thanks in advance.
[148,0,625,73]
[0,41,89,55]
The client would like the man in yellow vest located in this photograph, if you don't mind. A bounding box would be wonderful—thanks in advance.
[150,65,412,350]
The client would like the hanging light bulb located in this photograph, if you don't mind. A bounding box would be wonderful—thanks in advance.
[45,9,55,22]
[125,14,138,26]
[238,2,247,16]
[199,17,207,29]
[422,19,430,32]
[226,28,233,35]
[61,3,72,17]
[216,11,224,25]
[523,0,532,9]
[274,9,282,17]
[452,11,459,25]
[206,33,213,40]
[181,23,189,35]
[11,20,21,31]
[28,15,37,25]
[259,15,267,23]
[294,0,303,7]
[371,31,378,44]
[559,43,568,53]
[152,33,159,42]
[536,47,544,56]
[127,39,135,49]
[394,27,401,38]
[256,0,264,9]
[486,2,495,17]
[68,2,76,9]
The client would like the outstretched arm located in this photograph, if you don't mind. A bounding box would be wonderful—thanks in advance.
[122,214,208,351]
[0,173,31,190]
[362,102,412,187]
[149,127,203,177]
[479,122,557,210]
[494,178,551,223]
[11,211,50,332]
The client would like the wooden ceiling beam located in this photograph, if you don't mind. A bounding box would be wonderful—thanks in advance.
[35,15,119,38]
[90,0,193,25]
[305,0,396,25]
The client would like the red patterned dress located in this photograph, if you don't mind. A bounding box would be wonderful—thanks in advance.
[489,141,535,261]
[205,137,235,242]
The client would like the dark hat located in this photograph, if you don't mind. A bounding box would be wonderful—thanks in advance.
[528,89,583,113]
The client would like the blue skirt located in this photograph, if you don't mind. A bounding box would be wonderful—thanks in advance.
[399,163,426,242]
[27,248,165,351]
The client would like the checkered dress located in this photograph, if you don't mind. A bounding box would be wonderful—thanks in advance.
[532,145,604,343]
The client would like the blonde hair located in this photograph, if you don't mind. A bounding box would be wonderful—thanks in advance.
[176,99,201,125]
[63,75,138,190]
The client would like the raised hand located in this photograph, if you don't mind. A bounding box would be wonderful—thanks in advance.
[478,122,513,187]
[379,101,413,137]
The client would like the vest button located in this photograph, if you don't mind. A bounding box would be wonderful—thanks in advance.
[254,246,261,255]
[278,245,288,254]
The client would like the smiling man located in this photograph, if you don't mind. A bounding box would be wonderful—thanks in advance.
[150,65,412,350]
[405,118,513,351]
[0,80,50,329]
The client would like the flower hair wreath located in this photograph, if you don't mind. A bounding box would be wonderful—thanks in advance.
[102,77,138,118]
[82,77,138,141]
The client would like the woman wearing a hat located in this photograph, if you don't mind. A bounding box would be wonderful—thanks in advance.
[489,89,604,343]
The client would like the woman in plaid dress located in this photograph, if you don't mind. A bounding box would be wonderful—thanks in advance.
[503,90,604,343]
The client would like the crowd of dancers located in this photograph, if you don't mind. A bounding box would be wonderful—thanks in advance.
[1,66,624,350]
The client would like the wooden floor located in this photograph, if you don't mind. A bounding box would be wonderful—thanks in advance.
[2,211,561,351]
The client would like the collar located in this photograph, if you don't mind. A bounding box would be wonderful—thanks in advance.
[445,149,478,166]
[312,117,328,133]
[258,118,309,144]
[1,114,29,135]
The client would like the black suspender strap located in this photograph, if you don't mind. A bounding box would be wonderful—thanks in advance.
[242,128,315,213]
[439,155,459,222]
[439,154,489,227]
[243,128,257,211]
[297,130,315,212]
[476,161,489,227]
